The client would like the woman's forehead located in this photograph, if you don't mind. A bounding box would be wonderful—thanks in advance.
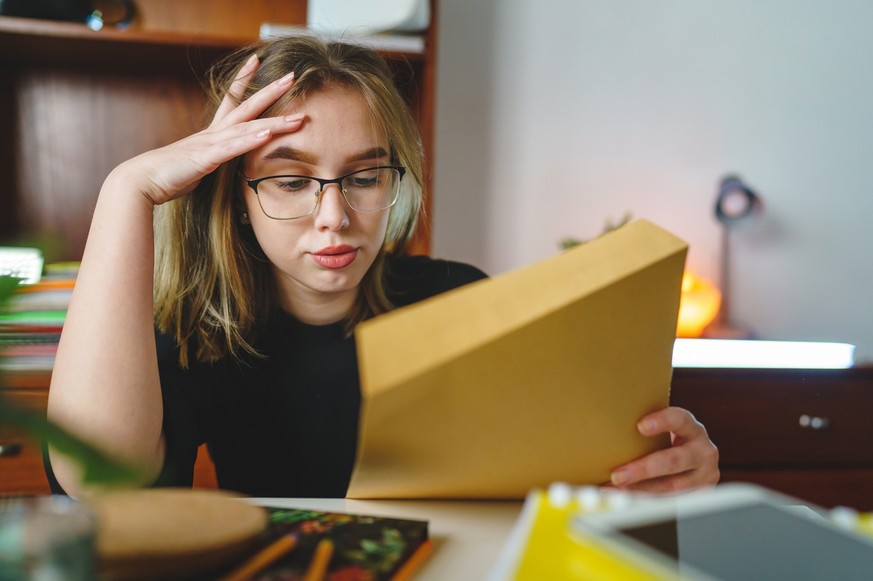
[247,90,390,170]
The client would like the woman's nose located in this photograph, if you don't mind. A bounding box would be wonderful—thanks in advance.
[314,184,351,231]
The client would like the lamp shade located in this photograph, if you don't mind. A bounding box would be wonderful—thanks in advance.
[677,271,721,338]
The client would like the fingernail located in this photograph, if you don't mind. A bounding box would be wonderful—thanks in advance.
[638,418,655,435]
[244,53,259,69]
[256,129,270,138]
[285,114,305,123]
[277,72,295,86]
[611,469,629,486]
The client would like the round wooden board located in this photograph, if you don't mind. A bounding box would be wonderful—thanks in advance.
[84,488,267,580]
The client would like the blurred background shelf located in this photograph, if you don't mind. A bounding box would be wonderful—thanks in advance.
[0,0,436,259]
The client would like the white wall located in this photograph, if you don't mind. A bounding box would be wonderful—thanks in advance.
[433,0,873,363]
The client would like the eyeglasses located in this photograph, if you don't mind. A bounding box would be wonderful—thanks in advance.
[242,166,406,220]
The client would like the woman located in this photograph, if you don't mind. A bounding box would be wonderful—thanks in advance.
[47,36,718,497]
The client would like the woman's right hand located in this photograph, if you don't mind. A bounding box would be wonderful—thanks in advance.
[114,54,304,206]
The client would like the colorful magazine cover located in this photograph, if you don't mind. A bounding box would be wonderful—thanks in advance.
[248,507,429,581]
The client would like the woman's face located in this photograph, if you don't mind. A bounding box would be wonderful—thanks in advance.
[241,86,392,324]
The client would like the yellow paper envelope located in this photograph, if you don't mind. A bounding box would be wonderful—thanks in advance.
[348,220,688,499]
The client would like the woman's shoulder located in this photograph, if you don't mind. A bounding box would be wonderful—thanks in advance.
[385,253,488,306]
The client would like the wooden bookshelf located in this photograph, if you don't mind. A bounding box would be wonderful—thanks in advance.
[0,0,435,260]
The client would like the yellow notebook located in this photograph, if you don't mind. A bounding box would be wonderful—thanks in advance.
[491,484,873,581]
[489,486,666,581]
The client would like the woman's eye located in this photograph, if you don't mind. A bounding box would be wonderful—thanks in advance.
[275,178,311,192]
[350,175,378,188]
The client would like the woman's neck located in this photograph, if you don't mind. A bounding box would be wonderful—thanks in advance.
[277,282,358,326]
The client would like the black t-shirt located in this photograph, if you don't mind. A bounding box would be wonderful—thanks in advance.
[48,255,486,497]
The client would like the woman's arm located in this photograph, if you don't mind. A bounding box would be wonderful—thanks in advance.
[46,165,167,494]
[47,56,301,496]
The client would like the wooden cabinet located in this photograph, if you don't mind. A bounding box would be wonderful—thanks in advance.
[672,366,873,510]
[0,0,437,258]
[0,389,50,494]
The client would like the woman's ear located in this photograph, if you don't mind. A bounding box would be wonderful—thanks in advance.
[234,185,251,225]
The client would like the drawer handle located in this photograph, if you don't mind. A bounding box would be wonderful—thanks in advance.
[0,442,23,457]
[798,415,832,430]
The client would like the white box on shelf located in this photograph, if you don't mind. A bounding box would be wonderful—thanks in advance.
[307,0,429,35]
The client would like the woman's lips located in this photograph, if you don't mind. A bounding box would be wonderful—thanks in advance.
[311,245,358,269]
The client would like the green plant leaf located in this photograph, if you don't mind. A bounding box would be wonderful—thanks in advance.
[0,401,147,486]
[0,275,21,309]
[0,274,147,487]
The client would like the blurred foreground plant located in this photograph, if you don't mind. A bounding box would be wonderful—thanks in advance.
[560,212,634,249]
[0,274,145,487]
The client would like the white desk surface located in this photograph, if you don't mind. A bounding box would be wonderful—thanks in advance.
[255,498,524,581]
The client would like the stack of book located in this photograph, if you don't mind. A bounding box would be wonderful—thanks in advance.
[0,262,78,388]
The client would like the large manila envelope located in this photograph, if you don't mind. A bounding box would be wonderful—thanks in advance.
[348,219,688,499]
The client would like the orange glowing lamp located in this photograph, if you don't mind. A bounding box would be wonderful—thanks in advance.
[677,271,722,337]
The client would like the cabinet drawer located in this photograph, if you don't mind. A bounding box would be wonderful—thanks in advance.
[671,367,873,467]
[0,389,51,494]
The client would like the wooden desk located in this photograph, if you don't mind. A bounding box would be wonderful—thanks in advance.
[253,498,523,581]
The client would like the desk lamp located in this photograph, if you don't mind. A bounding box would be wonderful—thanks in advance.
[704,175,762,338]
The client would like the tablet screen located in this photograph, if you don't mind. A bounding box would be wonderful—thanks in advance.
[617,502,873,579]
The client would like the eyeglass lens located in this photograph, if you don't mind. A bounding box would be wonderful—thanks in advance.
[255,167,401,220]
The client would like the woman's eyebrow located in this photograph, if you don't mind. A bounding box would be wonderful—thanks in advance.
[261,145,389,165]
[263,146,316,164]
[347,146,389,162]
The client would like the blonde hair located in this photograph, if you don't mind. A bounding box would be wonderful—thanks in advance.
[154,36,425,366]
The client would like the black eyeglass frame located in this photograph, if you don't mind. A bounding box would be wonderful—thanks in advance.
[242,165,406,220]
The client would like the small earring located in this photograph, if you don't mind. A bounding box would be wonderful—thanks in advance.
[240,212,251,225]
[341,216,350,228]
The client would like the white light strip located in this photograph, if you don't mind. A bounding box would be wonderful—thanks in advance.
[672,339,855,369]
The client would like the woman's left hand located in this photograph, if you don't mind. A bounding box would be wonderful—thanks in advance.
[609,407,719,493]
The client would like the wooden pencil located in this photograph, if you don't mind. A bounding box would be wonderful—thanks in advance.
[390,539,434,581]
[218,534,297,581]
[302,538,334,581]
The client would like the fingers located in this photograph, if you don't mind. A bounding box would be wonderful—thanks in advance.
[608,471,705,495]
[118,54,304,207]
[190,113,306,174]
[212,69,297,130]
[637,406,706,443]
[609,407,720,493]
[611,443,717,491]
[214,53,260,122]
[131,113,306,206]
[208,113,305,163]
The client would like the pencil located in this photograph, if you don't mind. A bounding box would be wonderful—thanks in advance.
[302,538,334,581]
[219,534,298,581]
[390,539,434,581]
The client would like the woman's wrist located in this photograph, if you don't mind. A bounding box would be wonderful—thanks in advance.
[102,160,162,210]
